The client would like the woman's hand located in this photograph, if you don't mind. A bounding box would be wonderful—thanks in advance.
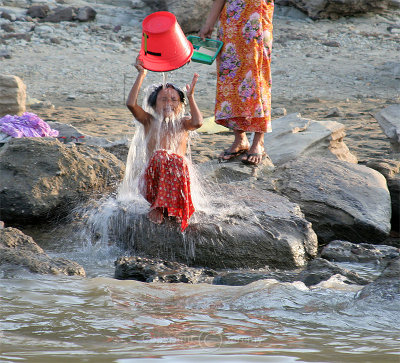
[134,56,147,76]
[186,73,199,98]
[198,24,213,40]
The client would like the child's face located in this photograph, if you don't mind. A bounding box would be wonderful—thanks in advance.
[155,87,182,118]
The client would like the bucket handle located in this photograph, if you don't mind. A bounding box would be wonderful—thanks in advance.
[143,33,161,56]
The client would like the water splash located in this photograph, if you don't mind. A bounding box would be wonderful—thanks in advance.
[162,71,167,88]
[78,78,212,254]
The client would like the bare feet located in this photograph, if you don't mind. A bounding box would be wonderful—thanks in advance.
[242,132,265,165]
[148,208,164,225]
[218,130,250,161]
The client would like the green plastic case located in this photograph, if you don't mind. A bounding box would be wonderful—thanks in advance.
[187,36,223,65]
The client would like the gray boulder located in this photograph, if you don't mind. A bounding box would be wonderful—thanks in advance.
[27,4,50,19]
[164,0,214,33]
[366,159,400,231]
[321,240,400,263]
[287,0,392,19]
[265,113,357,166]
[43,6,76,23]
[0,227,85,276]
[76,6,97,22]
[374,104,400,152]
[100,184,318,269]
[142,0,213,33]
[356,257,400,301]
[0,74,26,117]
[0,137,125,223]
[269,156,392,244]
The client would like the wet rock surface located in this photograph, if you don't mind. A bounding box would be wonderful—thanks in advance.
[115,255,217,283]
[0,227,85,276]
[295,257,371,286]
[114,254,374,288]
[321,240,400,262]
[108,185,318,270]
[356,257,400,301]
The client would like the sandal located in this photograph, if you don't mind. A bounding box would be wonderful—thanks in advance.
[218,149,248,163]
[241,152,267,166]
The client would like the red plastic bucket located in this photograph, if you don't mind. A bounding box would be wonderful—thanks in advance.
[138,11,194,72]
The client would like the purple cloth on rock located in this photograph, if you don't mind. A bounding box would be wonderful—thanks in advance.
[0,112,59,138]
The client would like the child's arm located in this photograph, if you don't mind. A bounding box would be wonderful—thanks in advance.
[183,73,203,131]
[126,58,152,127]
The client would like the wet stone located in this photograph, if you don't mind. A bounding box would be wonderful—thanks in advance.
[114,256,217,283]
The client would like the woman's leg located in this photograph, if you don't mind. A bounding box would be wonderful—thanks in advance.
[219,129,250,161]
[242,132,265,165]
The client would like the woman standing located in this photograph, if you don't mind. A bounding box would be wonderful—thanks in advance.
[199,0,274,166]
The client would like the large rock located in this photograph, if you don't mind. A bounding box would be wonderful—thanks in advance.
[142,0,213,33]
[287,0,392,19]
[0,74,26,117]
[356,257,400,301]
[265,113,357,165]
[95,184,318,269]
[374,104,400,152]
[321,240,400,263]
[0,137,125,223]
[366,159,400,231]
[0,227,85,276]
[269,156,392,244]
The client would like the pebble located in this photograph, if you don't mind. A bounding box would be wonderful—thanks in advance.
[325,107,344,118]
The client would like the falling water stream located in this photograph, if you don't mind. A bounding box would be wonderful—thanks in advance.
[1,77,400,362]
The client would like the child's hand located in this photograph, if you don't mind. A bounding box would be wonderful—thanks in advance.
[135,56,147,75]
[186,73,199,97]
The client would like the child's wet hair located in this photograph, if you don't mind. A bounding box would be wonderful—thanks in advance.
[147,83,185,109]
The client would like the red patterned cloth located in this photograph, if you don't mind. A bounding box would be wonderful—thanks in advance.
[143,149,194,231]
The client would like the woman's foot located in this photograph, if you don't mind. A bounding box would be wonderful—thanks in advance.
[148,208,164,225]
[218,130,250,162]
[241,132,265,165]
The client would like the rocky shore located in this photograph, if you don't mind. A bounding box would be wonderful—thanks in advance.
[1,0,400,298]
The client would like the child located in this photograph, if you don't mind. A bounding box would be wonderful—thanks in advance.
[126,58,203,231]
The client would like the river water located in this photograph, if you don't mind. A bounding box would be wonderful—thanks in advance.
[1,224,400,363]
